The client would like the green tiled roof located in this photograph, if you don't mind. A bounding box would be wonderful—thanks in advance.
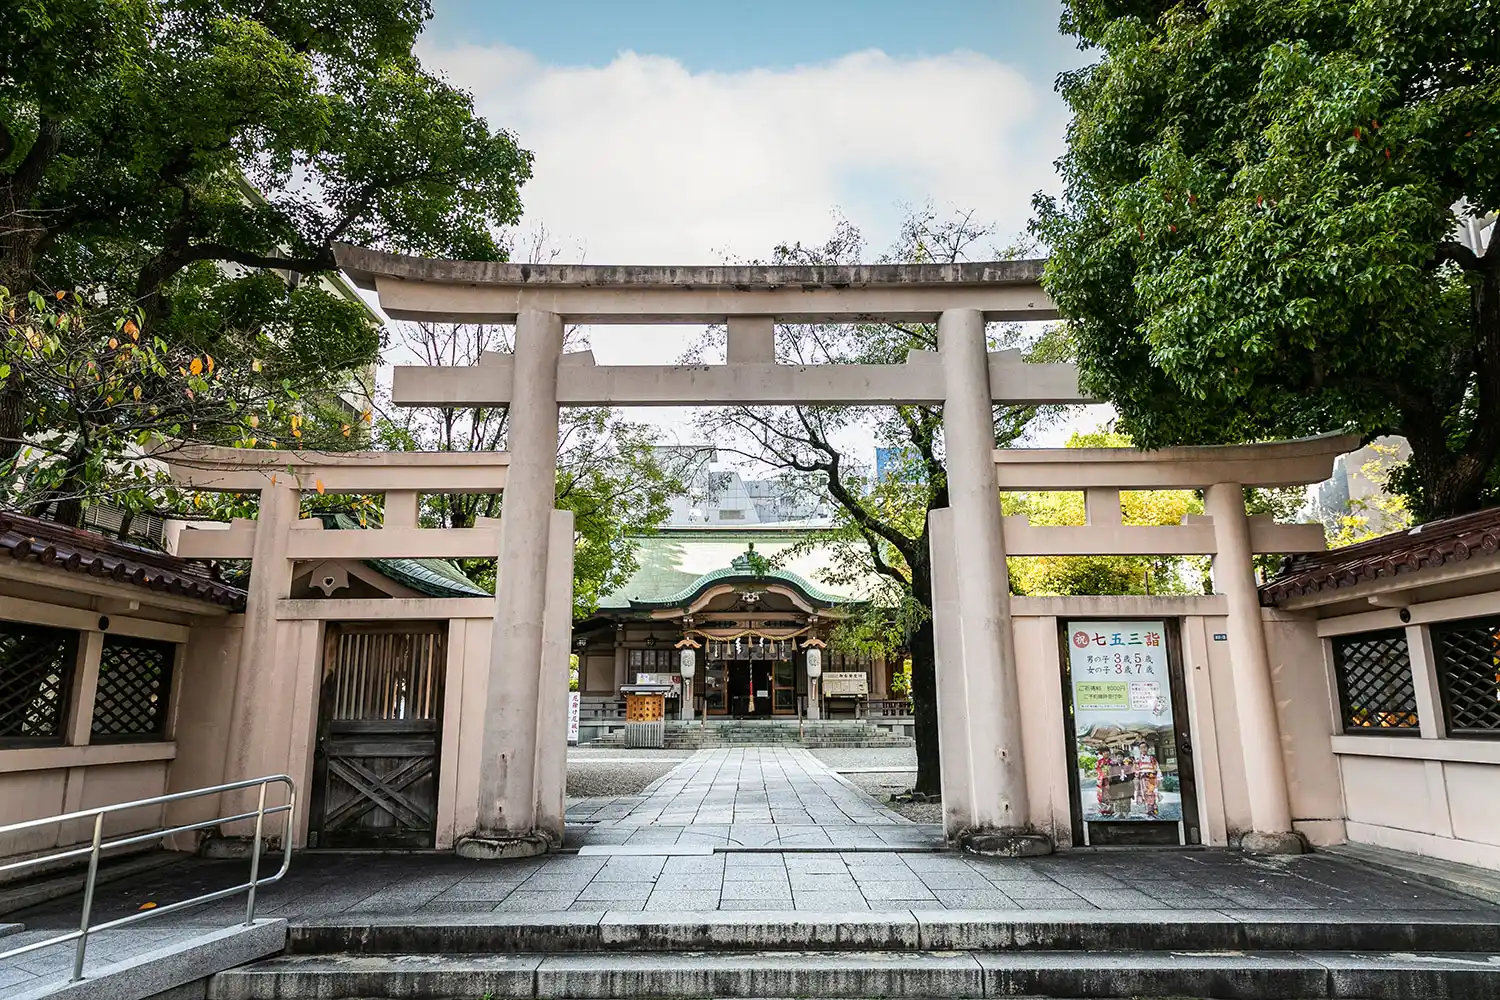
[597,527,876,610]
[318,513,491,598]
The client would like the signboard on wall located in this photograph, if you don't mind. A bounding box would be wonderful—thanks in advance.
[567,691,580,745]
[822,671,869,696]
[636,672,682,697]
[1065,620,1181,823]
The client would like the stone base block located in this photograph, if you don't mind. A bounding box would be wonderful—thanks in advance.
[1241,830,1307,856]
[456,832,554,861]
[959,830,1054,858]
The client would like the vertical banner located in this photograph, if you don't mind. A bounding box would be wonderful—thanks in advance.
[1066,620,1181,823]
[567,691,580,745]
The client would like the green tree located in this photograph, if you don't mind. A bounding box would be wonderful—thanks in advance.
[1005,429,1205,596]
[1,1,531,515]
[1034,0,1500,520]
[694,209,1070,795]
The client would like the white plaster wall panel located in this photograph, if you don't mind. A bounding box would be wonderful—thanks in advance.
[451,620,492,841]
[1263,617,1345,839]
[1340,755,1434,833]
[1202,615,1254,837]
[435,618,468,850]
[584,653,613,693]
[164,618,243,839]
[0,771,69,856]
[1443,761,1500,847]
[81,761,169,839]
[1011,616,1071,845]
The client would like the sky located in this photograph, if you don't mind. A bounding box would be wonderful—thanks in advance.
[406,0,1110,456]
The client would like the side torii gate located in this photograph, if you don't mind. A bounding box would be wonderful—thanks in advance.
[335,244,1080,857]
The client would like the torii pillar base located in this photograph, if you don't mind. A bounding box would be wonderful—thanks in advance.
[455,832,554,860]
[959,828,1054,859]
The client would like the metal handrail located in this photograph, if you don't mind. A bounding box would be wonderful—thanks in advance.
[0,774,295,982]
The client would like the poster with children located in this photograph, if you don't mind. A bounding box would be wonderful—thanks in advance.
[1066,620,1182,823]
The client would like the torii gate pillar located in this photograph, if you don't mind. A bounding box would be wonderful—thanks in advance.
[937,308,1049,856]
[457,308,564,859]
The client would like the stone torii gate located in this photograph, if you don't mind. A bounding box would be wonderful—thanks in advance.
[335,244,1078,857]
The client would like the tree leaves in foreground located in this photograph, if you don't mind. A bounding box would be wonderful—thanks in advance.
[1034,0,1500,519]
[0,285,327,525]
[1,1,532,519]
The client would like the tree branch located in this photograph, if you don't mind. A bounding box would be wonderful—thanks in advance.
[1436,240,1483,272]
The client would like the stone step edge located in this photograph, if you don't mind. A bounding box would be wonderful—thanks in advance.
[208,950,1500,1000]
[284,909,1500,955]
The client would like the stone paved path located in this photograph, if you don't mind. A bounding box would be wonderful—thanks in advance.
[564,748,940,849]
[5,747,1500,996]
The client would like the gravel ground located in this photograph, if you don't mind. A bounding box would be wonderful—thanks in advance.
[808,747,942,823]
[565,748,695,798]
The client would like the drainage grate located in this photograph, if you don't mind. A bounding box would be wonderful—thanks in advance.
[1431,617,1500,737]
[1331,629,1418,734]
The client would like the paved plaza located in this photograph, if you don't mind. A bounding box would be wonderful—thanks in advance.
[563,747,939,850]
[4,748,1499,998]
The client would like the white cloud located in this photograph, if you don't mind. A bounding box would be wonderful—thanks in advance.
[409,41,1074,455]
[419,43,1064,266]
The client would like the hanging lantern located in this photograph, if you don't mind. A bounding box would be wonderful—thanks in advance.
[805,647,822,678]
[679,647,697,679]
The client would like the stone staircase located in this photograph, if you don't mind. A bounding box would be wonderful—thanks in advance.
[586,719,914,749]
[207,911,1500,999]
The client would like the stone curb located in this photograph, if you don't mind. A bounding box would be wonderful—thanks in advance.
[209,949,1500,1000]
[1322,843,1500,906]
[285,908,1500,955]
[8,920,286,1000]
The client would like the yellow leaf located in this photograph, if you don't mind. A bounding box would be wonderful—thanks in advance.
[362,410,372,423]
[315,479,325,495]
[292,428,301,438]
[132,385,142,401]
[246,437,257,448]
[189,357,203,376]
[205,354,215,374]
[55,290,65,300]
[341,424,350,437]
[179,366,188,377]
[108,338,118,349]
[252,358,262,372]
[123,319,139,340]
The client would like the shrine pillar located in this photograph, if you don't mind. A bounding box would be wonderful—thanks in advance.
[937,308,1048,855]
[1205,482,1300,854]
[460,308,563,859]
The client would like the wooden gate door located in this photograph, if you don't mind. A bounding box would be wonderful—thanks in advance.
[310,622,446,849]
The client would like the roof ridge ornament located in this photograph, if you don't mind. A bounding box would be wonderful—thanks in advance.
[730,542,771,577]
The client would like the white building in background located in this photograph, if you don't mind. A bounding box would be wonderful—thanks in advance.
[663,448,833,527]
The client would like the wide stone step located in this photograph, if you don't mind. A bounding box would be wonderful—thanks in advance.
[208,949,1500,999]
[282,910,1500,955]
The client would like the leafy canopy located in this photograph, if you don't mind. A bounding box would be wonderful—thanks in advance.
[1034,0,1500,519]
[1,0,531,517]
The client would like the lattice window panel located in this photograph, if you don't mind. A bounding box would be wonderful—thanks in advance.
[92,636,174,742]
[0,621,78,745]
[1331,630,1419,734]
[1431,617,1500,738]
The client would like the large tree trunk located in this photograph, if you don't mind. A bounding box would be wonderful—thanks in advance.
[1398,259,1500,521]
[908,559,941,796]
